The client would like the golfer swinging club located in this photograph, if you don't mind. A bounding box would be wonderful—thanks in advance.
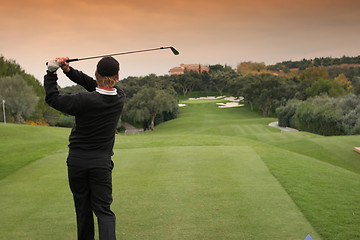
[44,56,125,240]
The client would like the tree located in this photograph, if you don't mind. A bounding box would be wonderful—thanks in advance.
[241,74,259,111]
[0,55,56,124]
[239,74,297,116]
[295,66,331,100]
[199,72,211,92]
[123,88,178,130]
[0,75,39,123]
[209,64,226,72]
[209,70,239,96]
[0,56,22,76]
[299,66,330,81]
[334,73,352,91]
[170,72,201,96]
[305,79,346,98]
[209,64,235,73]
[237,61,271,76]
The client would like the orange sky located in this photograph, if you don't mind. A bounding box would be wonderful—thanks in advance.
[0,0,359,86]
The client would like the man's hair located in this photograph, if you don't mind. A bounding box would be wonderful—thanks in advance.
[95,71,118,88]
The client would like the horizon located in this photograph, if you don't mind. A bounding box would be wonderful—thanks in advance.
[1,0,359,87]
[2,52,360,88]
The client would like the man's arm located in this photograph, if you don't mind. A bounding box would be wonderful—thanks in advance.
[44,71,84,116]
[59,57,97,92]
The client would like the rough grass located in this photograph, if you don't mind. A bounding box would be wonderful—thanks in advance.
[0,100,359,239]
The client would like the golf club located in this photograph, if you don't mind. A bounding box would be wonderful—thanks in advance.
[66,46,179,63]
[46,46,179,65]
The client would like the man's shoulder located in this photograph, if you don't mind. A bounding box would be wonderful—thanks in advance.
[114,86,126,97]
[68,91,97,103]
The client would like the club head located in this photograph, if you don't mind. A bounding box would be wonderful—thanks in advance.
[170,47,179,55]
[161,46,179,55]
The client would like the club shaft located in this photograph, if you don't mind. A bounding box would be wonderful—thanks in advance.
[67,47,174,62]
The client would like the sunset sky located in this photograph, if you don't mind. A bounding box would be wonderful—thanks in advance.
[0,0,359,87]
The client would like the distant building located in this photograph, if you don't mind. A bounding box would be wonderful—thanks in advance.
[169,64,209,76]
[168,66,185,75]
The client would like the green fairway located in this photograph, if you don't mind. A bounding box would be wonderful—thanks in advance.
[114,146,318,239]
[0,100,359,239]
[0,124,68,180]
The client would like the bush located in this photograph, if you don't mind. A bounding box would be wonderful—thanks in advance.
[342,110,360,134]
[276,99,301,128]
[155,107,179,126]
[277,94,360,136]
[25,120,50,127]
[352,119,360,134]
[336,94,360,113]
[295,103,344,136]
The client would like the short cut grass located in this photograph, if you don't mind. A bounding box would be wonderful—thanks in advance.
[1,96,360,239]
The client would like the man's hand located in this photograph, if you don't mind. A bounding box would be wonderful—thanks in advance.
[57,57,70,73]
[47,59,60,73]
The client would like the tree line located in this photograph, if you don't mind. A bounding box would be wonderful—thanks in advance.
[1,54,360,134]
[118,63,359,133]
[267,55,360,71]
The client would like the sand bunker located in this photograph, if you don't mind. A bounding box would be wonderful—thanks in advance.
[188,96,225,100]
[188,96,244,108]
[217,102,245,108]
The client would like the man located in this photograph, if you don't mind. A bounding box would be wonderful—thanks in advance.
[44,56,125,240]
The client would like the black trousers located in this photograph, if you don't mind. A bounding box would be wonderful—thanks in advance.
[67,155,116,240]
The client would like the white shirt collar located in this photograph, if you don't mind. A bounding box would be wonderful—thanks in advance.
[96,87,117,96]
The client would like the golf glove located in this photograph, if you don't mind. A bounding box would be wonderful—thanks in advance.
[47,59,60,73]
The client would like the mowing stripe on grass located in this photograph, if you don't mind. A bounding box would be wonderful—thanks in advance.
[253,132,360,175]
[0,124,68,180]
[113,146,320,240]
[0,151,75,240]
[1,99,359,239]
[255,145,360,240]
[0,145,320,239]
